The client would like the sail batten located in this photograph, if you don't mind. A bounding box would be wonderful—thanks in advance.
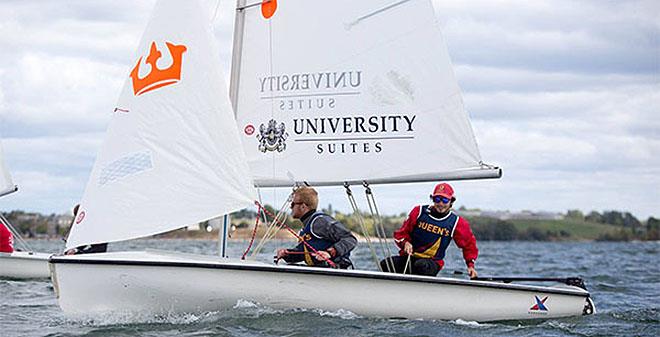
[234,0,499,186]
[66,0,256,249]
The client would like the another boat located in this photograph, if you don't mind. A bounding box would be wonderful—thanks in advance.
[0,249,52,280]
[50,0,595,322]
[0,135,51,279]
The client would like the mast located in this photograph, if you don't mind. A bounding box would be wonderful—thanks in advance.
[218,0,249,258]
[229,0,247,113]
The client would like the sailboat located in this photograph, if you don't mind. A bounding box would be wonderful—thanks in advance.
[0,136,51,279]
[49,0,595,322]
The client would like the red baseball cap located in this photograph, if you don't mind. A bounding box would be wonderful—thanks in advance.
[432,183,455,199]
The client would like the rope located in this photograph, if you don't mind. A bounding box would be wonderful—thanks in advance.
[250,190,294,257]
[403,254,412,275]
[344,183,381,271]
[241,202,262,260]
[256,200,337,268]
[363,182,396,272]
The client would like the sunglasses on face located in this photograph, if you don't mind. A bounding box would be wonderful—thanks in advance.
[290,201,304,208]
[431,195,451,204]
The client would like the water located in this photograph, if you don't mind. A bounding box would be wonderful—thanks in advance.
[1,239,658,337]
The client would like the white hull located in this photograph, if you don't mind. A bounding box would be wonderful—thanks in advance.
[0,251,51,279]
[50,251,594,322]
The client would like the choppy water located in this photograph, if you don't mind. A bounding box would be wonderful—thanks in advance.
[1,239,658,337]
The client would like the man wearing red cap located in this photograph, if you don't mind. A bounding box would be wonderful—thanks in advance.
[380,182,478,278]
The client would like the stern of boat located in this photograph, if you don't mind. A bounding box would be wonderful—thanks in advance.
[583,296,596,315]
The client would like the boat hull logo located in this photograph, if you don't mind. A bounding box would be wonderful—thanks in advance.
[257,119,288,153]
[529,295,549,314]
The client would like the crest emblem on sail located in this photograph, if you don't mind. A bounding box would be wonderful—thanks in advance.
[257,119,288,152]
[130,41,187,96]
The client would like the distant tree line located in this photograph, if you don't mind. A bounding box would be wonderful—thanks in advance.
[1,210,71,238]
[566,209,658,241]
[3,206,658,242]
[464,217,572,241]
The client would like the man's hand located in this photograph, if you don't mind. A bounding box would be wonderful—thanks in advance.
[467,266,478,279]
[275,249,289,259]
[314,250,331,261]
[404,242,413,255]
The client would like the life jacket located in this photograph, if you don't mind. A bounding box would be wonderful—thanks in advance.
[297,212,340,267]
[410,205,458,261]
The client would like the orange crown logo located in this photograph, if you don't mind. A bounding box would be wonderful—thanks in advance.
[130,41,187,96]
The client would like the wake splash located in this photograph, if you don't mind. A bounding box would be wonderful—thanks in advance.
[61,310,215,326]
[452,319,494,328]
[58,298,361,327]
[233,299,360,320]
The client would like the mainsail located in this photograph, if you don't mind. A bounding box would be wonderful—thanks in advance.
[66,0,256,249]
[0,137,17,198]
[231,0,500,187]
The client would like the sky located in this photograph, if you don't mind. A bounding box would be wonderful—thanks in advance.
[0,0,658,220]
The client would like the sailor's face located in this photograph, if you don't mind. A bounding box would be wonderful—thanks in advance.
[290,195,306,219]
[431,196,452,213]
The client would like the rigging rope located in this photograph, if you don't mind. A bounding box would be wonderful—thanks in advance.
[343,183,382,271]
[256,200,337,268]
[403,253,412,275]
[363,182,396,272]
[241,202,262,260]
[250,190,294,258]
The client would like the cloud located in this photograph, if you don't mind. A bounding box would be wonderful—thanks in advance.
[1,53,123,136]
[435,0,660,74]
[455,65,659,93]
[0,0,657,221]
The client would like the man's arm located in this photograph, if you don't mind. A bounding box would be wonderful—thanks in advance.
[453,217,478,278]
[393,206,421,250]
[312,216,357,257]
[280,244,305,263]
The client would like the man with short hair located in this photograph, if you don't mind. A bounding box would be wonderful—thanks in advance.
[276,186,357,269]
[380,182,478,278]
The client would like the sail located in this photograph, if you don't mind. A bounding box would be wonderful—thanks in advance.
[232,0,500,187]
[66,0,256,249]
[0,138,17,198]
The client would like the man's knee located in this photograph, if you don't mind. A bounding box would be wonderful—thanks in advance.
[380,257,397,272]
[413,259,439,276]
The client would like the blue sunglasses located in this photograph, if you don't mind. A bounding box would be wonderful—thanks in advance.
[431,195,451,204]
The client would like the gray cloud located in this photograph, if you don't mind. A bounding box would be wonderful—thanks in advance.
[0,0,657,220]
[436,0,660,74]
